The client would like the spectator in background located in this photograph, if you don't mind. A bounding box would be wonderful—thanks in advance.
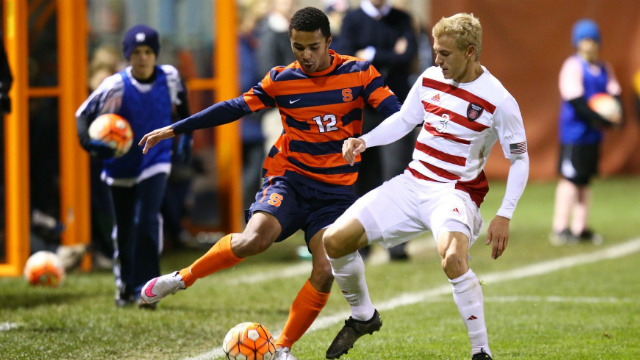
[76,25,191,309]
[27,41,70,263]
[87,44,123,270]
[408,21,434,84]
[161,106,198,251]
[27,17,63,249]
[0,32,11,132]
[325,0,350,51]
[0,31,12,115]
[0,30,12,253]
[256,0,297,77]
[337,0,418,260]
[551,19,622,246]
[389,0,433,82]
[256,0,298,164]
[89,44,124,90]
[239,0,269,210]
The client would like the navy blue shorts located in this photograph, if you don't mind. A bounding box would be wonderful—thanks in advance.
[246,175,357,245]
[558,143,600,185]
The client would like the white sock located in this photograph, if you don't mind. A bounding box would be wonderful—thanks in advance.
[450,269,491,357]
[328,251,375,321]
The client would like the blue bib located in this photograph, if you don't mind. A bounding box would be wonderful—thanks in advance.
[558,56,609,144]
[104,67,172,178]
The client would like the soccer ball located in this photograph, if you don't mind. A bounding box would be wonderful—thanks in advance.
[23,251,65,287]
[88,113,134,158]
[588,93,621,122]
[222,322,276,360]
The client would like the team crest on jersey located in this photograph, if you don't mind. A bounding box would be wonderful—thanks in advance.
[467,103,484,121]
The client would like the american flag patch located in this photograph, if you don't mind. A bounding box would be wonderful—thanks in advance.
[510,142,527,154]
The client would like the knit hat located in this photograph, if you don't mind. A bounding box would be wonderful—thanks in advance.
[572,19,601,48]
[122,24,160,59]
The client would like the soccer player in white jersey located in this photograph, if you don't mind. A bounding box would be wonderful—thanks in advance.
[323,13,529,360]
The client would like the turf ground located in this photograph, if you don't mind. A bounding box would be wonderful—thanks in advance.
[1,177,639,360]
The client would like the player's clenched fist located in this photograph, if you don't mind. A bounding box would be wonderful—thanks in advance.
[139,125,175,154]
[342,137,367,166]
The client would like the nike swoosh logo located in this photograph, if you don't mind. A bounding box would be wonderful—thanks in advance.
[144,278,158,298]
[289,99,301,104]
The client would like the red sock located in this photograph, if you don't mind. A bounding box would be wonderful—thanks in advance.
[275,280,330,349]
[178,234,243,287]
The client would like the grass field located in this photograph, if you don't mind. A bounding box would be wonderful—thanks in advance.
[1,177,639,360]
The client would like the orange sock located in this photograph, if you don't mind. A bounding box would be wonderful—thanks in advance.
[178,234,243,287]
[275,279,330,349]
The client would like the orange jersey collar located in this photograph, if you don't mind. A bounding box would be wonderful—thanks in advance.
[300,49,339,77]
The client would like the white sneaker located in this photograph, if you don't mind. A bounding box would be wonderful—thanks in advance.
[274,347,298,360]
[140,271,186,304]
[56,244,87,270]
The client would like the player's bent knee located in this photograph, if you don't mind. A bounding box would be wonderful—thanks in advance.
[310,264,334,288]
[324,218,366,259]
[233,232,273,257]
[441,251,468,278]
[323,230,346,259]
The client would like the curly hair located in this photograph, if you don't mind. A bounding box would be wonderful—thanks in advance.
[289,7,331,40]
[432,13,482,60]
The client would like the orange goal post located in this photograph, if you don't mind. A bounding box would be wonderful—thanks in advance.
[0,0,241,276]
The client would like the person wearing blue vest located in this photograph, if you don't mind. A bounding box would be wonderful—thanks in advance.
[551,19,622,246]
[76,24,192,309]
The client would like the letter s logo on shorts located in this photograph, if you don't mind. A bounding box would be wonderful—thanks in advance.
[268,193,283,207]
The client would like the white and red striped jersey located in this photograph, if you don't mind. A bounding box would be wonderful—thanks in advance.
[362,65,527,209]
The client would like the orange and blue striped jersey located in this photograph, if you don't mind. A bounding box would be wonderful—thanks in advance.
[173,50,400,192]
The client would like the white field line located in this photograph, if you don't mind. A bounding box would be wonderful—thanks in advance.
[183,237,640,360]
[222,263,312,285]
[224,235,437,284]
[368,234,436,265]
[482,295,640,304]
[0,322,18,331]
[307,295,640,306]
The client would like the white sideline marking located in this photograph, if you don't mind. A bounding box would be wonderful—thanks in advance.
[224,235,437,284]
[406,295,639,304]
[368,235,436,265]
[183,237,640,360]
[0,322,18,331]
[482,295,639,304]
[223,263,312,285]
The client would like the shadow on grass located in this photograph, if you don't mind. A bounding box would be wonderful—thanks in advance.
[160,242,303,269]
[154,303,290,318]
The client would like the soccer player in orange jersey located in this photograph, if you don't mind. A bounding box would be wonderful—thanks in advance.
[138,7,400,360]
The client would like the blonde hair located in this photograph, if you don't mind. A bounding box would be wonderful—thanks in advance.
[432,13,482,60]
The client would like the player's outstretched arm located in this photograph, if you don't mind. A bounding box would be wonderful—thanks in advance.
[139,125,175,154]
[342,137,366,166]
[486,215,509,260]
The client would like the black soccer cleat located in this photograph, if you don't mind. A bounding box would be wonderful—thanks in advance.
[472,349,493,360]
[576,228,603,245]
[326,309,382,359]
[549,228,574,246]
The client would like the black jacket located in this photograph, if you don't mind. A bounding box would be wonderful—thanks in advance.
[337,8,418,101]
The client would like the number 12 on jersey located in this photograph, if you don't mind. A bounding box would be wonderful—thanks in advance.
[313,114,338,133]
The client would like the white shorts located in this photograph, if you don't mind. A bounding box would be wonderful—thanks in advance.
[343,171,484,249]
